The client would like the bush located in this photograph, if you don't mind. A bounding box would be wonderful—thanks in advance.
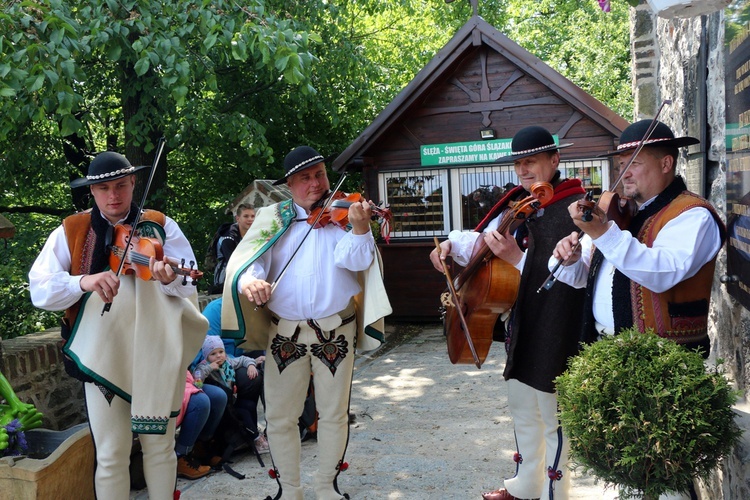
[555,327,742,499]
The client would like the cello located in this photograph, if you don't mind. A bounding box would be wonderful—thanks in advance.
[439,182,554,367]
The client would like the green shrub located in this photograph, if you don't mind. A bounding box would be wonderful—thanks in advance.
[556,327,742,499]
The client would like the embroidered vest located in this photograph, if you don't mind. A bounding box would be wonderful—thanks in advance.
[632,193,724,345]
[61,209,166,327]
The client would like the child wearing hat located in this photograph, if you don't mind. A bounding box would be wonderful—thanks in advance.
[192,336,269,453]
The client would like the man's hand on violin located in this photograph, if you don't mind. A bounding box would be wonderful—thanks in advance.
[149,255,178,285]
[242,278,272,305]
[429,240,452,272]
[348,201,372,235]
[552,231,583,265]
[567,200,611,239]
[80,271,121,303]
[484,229,523,266]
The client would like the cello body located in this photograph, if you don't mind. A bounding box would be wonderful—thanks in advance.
[444,250,520,365]
[441,182,553,367]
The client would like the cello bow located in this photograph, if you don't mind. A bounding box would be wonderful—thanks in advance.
[434,237,481,369]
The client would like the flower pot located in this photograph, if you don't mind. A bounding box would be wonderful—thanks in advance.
[0,423,95,500]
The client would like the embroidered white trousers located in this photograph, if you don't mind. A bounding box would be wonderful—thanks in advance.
[504,379,570,500]
[85,383,177,500]
[264,305,356,500]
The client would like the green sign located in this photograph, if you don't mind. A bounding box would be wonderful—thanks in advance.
[420,136,560,166]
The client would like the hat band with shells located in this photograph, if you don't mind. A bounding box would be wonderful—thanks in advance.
[511,142,559,156]
[285,154,324,178]
[84,166,137,182]
[615,137,673,151]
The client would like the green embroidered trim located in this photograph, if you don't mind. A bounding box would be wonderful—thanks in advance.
[249,200,295,253]
[364,324,385,343]
[132,416,169,434]
[225,200,297,340]
[136,220,166,243]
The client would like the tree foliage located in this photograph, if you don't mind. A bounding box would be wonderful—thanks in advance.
[0,0,632,339]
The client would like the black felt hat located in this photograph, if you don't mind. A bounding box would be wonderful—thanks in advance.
[70,151,148,188]
[600,119,699,157]
[273,146,327,186]
[504,126,573,162]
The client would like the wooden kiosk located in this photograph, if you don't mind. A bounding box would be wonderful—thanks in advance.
[333,16,628,320]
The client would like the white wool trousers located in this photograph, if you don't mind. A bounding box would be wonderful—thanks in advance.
[85,383,177,500]
[504,379,570,500]
[264,305,356,500]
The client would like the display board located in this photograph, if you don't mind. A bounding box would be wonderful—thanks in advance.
[725,2,750,309]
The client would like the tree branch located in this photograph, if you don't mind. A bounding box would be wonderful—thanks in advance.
[1,206,74,217]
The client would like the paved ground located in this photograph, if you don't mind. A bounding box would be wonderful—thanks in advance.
[132,322,614,499]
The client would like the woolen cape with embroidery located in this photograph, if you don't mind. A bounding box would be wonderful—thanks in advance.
[65,272,207,435]
[220,199,391,352]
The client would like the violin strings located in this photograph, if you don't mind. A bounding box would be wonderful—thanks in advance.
[111,247,191,276]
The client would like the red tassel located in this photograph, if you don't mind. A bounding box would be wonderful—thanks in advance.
[268,468,279,479]
[547,466,563,481]
[173,490,181,500]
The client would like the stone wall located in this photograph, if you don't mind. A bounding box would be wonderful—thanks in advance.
[631,3,750,498]
[0,294,219,432]
[0,330,85,431]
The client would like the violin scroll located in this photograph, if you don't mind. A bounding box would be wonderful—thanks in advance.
[576,190,637,229]
[528,181,554,206]
[307,190,393,240]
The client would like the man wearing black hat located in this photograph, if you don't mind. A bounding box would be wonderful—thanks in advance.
[220,145,391,500]
[430,126,587,500]
[551,120,726,359]
[29,151,207,499]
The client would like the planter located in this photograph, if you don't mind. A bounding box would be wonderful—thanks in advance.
[0,423,95,500]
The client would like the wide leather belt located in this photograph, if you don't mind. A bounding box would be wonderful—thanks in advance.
[271,312,356,328]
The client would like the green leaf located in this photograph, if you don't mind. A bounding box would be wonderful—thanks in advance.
[28,73,45,92]
[204,32,218,51]
[134,56,150,76]
[274,54,290,71]
[59,114,81,136]
[107,44,122,61]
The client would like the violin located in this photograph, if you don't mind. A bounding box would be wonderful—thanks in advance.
[108,224,203,285]
[576,190,637,230]
[307,191,393,241]
[538,98,672,293]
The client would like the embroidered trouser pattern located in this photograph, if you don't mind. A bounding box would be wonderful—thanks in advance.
[265,308,356,500]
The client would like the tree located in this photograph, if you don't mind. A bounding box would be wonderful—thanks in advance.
[0,0,632,339]
[0,0,320,195]
[0,0,321,337]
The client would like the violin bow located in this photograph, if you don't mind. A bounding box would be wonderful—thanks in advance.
[102,137,167,315]
[434,237,481,369]
[538,99,672,293]
[254,170,349,310]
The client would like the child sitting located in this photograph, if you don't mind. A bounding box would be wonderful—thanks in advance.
[193,336,269,454]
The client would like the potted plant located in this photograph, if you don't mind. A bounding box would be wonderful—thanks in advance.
[555,327,742,499]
